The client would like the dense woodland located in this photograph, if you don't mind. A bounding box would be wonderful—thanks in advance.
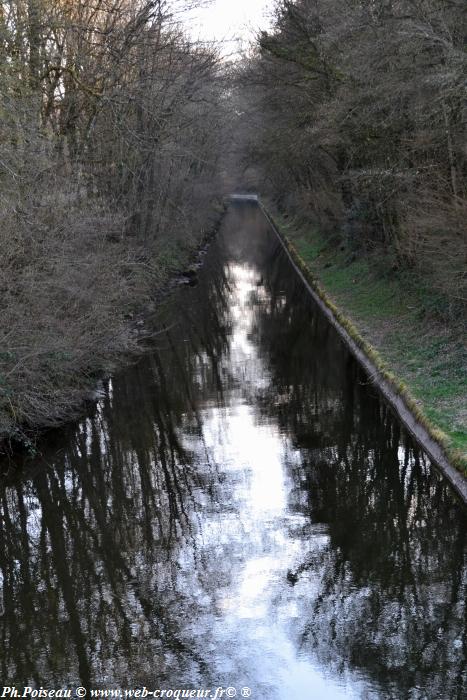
[0,0,466,443]
[0,0,226,439]
[237,0,466,314]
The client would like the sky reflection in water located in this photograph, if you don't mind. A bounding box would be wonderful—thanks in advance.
[0,204,465,699]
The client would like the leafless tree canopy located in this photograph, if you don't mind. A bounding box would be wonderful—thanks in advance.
[235,0,466,312]
[0,0,228,440]
[1,0,466,441]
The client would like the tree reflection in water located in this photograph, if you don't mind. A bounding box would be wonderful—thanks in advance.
[252,234,467,699]
[0,241,233,686]
[0,204,465,698]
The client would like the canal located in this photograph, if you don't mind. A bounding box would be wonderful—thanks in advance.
[0,203,466,698]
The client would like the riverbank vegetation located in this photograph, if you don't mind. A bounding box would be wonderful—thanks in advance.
[0,0,226,447]
[273,214,466,469]
[235,0,466,467]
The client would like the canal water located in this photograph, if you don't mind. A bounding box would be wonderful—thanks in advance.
[0,204,466,698]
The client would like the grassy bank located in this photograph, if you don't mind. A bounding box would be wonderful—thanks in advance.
[270,210,466,474]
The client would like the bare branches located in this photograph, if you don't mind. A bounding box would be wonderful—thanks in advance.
[0,0,227,439]
[236,0,467,312]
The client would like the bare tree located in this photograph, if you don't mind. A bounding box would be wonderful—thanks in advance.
[236,0,466,310]
[0,0,227,443]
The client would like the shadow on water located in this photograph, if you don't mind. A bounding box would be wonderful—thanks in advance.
[0,204,465,698]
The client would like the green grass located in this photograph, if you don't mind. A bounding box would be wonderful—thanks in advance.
[278,216,467,471]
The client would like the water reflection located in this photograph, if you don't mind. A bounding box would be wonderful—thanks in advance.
[0,204,465,698]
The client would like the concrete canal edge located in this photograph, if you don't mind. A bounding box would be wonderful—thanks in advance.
[255,200,467,506]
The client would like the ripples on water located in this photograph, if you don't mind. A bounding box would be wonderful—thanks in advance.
[0,204,466,698]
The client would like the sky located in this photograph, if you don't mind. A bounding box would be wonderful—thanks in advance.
[184,0,274,54]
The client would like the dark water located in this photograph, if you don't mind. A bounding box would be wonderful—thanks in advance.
[1,204,466,698]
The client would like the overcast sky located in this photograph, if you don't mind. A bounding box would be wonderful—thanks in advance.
[184,0,274,54]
